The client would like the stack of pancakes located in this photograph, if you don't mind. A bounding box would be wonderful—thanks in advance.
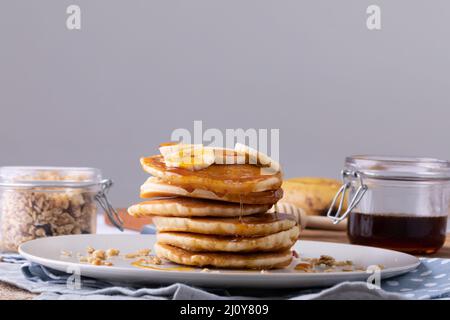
[128,145,300,269]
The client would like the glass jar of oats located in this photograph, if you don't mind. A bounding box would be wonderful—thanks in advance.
[0,167,122,252]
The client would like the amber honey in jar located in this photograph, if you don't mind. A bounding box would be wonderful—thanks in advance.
[328,156,450,254]
[348,212,447,254]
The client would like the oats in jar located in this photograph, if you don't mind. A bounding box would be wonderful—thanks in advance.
[0,167,114,252]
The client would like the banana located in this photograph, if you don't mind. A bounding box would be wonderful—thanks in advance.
[158,143,280,173]
[159,144,215,171]
[234,143,280,174]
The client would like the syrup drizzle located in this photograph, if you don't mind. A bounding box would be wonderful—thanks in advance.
[131,260,194,272]
[239,194,243,223]
[273,203,279,220]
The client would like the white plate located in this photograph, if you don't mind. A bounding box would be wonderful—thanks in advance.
[19,234,420,289]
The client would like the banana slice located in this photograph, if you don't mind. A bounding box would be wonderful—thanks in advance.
[158,143,280,173]
[234,143,280,174]
[159,144,215,171]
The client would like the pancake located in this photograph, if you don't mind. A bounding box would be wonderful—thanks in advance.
[140,155,282,194]
[128,197,271,218]
[155,243,292,269]
[140,177,283,205]
[156,226,300,252]
[281,177,347,216]
[152,213,297,236]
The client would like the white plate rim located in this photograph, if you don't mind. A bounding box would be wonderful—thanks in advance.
[18,234,421,280]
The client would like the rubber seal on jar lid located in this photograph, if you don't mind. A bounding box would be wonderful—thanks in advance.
[0,166,103,188]
[345,155,450,181]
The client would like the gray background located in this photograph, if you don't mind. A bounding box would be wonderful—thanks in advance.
[1,1,449,206]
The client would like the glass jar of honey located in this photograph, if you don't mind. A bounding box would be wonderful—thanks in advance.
[328,156,450,254]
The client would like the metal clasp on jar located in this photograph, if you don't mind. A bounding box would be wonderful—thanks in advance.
[327,170,368,224]
[95,179,124,231]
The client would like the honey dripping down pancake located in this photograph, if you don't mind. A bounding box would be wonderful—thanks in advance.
[140,177,283,205]
[128,197,272,218]
[156,226,300,253]
[140,155,282,195]
[152,213,297,236]
[154,243,292,269]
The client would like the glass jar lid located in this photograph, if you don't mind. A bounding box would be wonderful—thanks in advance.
[0,166,124,230]
[0,166,103,188]
[345,155,450,181]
